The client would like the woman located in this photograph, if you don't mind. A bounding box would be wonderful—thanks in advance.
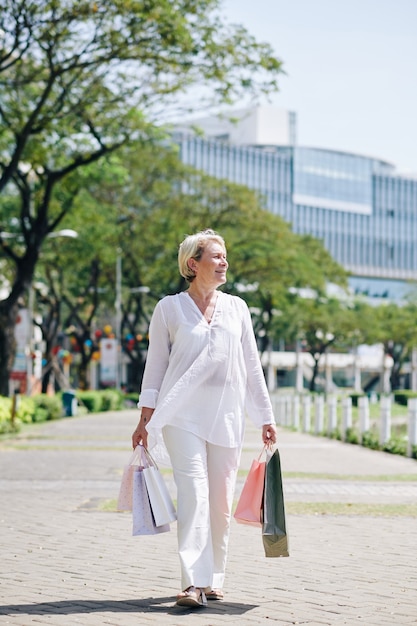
[132,229,277,608]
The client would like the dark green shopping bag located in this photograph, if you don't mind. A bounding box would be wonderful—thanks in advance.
[262,448,289,557]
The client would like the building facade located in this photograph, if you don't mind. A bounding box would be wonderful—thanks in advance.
[175,107,417,301]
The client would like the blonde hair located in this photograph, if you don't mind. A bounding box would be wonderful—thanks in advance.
[178,229,226,283]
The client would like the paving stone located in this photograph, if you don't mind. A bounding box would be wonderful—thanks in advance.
[0,409,416,625]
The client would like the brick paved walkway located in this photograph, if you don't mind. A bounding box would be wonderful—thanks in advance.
[0,410,416,625]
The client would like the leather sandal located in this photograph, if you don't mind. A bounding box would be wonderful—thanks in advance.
[205,588,224,601]
[176,586,207,608]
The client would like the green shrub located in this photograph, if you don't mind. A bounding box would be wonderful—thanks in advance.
[361,430,380,450]
[0,417,21,435]
[393,391,417,406]
[33,394,62,421]
[382,438,407,456]
[16,397,36,423]
[101,389,123,411]
[76,391,103,413]
[0,397,12,424]
[32,407,48,422]
[124,392,139,406]
[329,427,341,440]
[345,427,359,445]
[1,386,132,434]
[0,395,35,433]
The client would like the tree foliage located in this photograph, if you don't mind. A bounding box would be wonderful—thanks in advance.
[26,141,349,391]
[354,299,417,390]
[0,0,283,394]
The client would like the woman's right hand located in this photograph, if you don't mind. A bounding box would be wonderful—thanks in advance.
[132,421,148,449]
[132,408,154,449]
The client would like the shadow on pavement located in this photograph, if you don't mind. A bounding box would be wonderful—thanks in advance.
[0,597,258,617]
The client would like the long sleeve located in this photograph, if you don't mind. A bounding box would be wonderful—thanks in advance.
[241,301,276,427]
[138,301,171,409]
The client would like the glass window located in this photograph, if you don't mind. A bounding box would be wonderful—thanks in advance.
[292,147,376,213]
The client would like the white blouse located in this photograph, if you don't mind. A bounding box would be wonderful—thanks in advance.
[138,290,275,463]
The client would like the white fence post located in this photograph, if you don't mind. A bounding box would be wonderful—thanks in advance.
[278,396,287,426]
[295,339,304,392]
[292,395,300,430]
[411,349,417,392]
[358,395,370,442]
[314,395,324,435]
[277,396,285,426]
[341,397,352,441]
[353,353,362,392]
[280,395,287,427]
[379,396,391,446]
[302,395,311,433]
[272,394,283,426]
[327,396,338,436]
[284,395,291,427]
[407,398,417,458]
[270,394,278,424]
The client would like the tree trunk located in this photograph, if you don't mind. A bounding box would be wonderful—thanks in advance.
[0,303,19,397]
[127,357,145,392]
[41,367,52,394]
[309,357,320,392]
[390,361,402,391]
[0,232,42,396]
[76,349,90,390]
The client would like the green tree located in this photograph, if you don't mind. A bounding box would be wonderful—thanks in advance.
[239,234,349,355]
[288,295,356,392]
[27,137,349,392]
[0,0,283,395]
[30,156,131,391]
[356,300,417,391]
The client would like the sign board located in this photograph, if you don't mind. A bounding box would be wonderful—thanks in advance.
[11,309,29,380]
[100,338,118,386]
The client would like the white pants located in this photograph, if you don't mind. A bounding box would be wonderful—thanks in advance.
[163,425,241,591]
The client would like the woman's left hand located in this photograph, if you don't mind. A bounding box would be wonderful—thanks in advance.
[262,423,277,445]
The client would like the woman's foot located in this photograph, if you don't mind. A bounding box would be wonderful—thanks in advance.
[205,588,224,601]
[176,586,207,608]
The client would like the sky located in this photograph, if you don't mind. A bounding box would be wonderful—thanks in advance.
[222,0,417,174]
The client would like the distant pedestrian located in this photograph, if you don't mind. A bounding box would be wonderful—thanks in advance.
[132,229,277,607]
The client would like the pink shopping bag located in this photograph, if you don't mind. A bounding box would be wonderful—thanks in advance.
[233,451,266,527]
[117,447,144,511]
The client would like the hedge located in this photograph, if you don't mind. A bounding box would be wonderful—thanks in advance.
[0,389,135,435]
[0,394,62,434]
[393,391,417,406]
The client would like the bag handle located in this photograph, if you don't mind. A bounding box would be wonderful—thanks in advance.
[257,441,275,462]
[127,445,153,468]
[141,445,159,470]
[128,444,159,470]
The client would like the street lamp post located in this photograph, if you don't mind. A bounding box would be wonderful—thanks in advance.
[115,250,122,390]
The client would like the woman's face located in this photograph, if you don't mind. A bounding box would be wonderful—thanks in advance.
[192,241,228,287]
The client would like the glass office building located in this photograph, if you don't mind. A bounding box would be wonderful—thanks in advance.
[175,124,417,301]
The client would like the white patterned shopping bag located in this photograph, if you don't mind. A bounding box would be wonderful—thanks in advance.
[132,468,170,536]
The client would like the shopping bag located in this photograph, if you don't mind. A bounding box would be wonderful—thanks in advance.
[132,469,170,536]
[262,448,289,557]
[117,447,144,511]
[142,448,177,527]
[234,450,266,527]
